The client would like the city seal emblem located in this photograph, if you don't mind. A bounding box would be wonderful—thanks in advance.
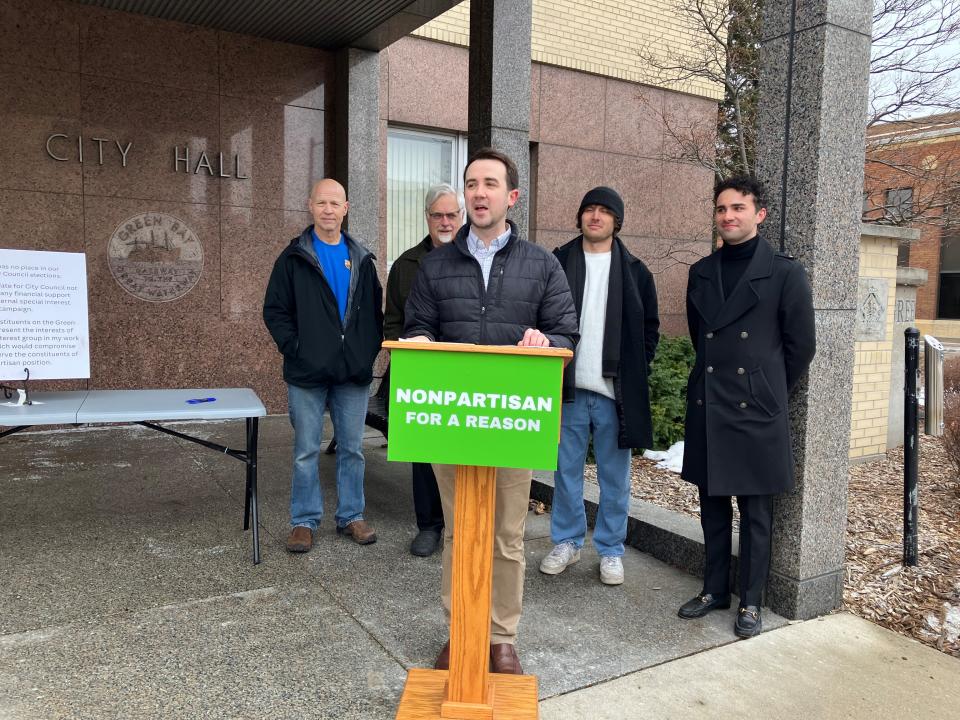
[107,212,204,302]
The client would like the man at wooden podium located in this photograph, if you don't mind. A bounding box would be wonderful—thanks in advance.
[403,147,579,674]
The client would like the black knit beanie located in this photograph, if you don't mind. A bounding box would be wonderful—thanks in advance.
[577,186,624,229]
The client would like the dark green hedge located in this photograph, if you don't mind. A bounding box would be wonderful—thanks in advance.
[647,334,695,450]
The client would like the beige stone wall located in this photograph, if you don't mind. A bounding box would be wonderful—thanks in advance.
[915,319,960,340]
[850,235,899,460]
[413,0,723,100]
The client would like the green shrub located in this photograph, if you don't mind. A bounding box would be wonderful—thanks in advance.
[647,334,695,450]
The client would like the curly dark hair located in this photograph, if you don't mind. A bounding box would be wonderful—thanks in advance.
[713,175,767,210]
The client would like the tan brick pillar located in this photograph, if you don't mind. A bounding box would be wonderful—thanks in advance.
[850,225,904,461]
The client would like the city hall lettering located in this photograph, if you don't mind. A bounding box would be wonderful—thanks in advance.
[46,134,133,166]
[43,134,249,179]
[394,387,552,432]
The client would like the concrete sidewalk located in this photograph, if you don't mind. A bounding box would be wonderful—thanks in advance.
[1,416,956,719]
[541,612,960,719]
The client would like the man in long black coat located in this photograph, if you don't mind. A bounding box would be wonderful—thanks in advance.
[679,176,815,637]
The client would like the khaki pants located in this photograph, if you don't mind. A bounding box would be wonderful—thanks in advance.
[433,463,533,645]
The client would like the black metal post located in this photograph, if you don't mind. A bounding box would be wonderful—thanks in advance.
[904,328,920,566]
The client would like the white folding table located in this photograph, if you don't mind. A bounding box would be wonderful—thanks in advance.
[0,388,267,564]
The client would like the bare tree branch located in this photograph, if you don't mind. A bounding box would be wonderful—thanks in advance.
[640,0,960,237]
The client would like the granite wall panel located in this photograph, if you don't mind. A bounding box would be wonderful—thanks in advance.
[81,195,221,319]
[534,230,575,253]
[661,92,718,164]
[219,32,332,110]
[385,36,468,132]
[79,7,219,94]
[538,65,605,151]
[219,98,325,212]
[659,161,714,241]
[602,154,663,238]
[0,64,82,194]
[604,80,663,159]
[87,309,225,391]
[219,315,287,411]
[80,75,220,206]
[534,144,606,233]
[0,0,79,72]
[0,189,84,251]
[219,206,311,318]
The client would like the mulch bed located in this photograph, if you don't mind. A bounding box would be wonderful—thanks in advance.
[584,435,960,657]
[845,436,959,657]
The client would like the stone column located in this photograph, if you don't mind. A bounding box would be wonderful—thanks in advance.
[334,47,383,251]
[468,0,532,238]
[755,1,873,619]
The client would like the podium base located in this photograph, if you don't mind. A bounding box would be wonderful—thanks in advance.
[396,668,538,720]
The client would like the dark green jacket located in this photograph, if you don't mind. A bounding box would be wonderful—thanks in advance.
[384,235,433,341]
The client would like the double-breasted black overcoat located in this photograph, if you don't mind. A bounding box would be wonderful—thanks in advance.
[681,236,816,496]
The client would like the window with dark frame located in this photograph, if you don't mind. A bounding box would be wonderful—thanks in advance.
[885,187,914,223]
[937,233,960,318]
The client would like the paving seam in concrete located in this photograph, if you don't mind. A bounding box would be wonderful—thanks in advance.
[537,619,800,701]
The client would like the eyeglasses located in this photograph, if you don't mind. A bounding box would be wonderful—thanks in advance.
[428,212,462,222]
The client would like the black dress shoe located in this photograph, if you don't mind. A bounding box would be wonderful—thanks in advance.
[677,592,732,619]
[734,606,763,637]
[434,640,450,670]
[410,529,442,557]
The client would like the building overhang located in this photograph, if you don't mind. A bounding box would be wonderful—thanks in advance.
[71,0,460,50]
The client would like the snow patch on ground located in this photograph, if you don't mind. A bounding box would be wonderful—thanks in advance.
[31,459,64,468]
[643,441,684,473]
[926,604,960,644]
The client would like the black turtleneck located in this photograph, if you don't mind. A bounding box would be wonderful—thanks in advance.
[720,234,759,299]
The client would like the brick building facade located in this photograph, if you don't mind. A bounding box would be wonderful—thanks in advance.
[863,111,960,335]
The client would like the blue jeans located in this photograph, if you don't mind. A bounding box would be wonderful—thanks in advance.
[288,381,370,530]
[552,390,632,556]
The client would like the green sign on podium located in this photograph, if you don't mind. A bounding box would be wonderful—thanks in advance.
[387,341,572,719]
[384,341,571,471]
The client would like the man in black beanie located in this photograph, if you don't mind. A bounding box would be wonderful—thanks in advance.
[540,186,659,585]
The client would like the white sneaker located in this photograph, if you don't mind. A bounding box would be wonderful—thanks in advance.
[539,542,580,575]
[600,556,624,585]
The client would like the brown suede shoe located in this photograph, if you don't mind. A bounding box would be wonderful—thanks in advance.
[434,640,450,670]
[336,519,377,545]
[490,643,523,674]
[286,526,313,553]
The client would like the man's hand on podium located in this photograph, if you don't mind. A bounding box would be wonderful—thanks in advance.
[518,328,549,347]
[399,336,433,342]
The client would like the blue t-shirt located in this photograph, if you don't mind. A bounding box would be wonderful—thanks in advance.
[312,231,351,323]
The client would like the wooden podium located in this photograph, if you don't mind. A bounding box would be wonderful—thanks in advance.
[383,341,572,720]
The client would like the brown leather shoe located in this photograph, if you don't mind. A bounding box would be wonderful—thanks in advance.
[286,526,313,553]
[434,640,450,670]
[490,643,523,674]
[337,519,377,545]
